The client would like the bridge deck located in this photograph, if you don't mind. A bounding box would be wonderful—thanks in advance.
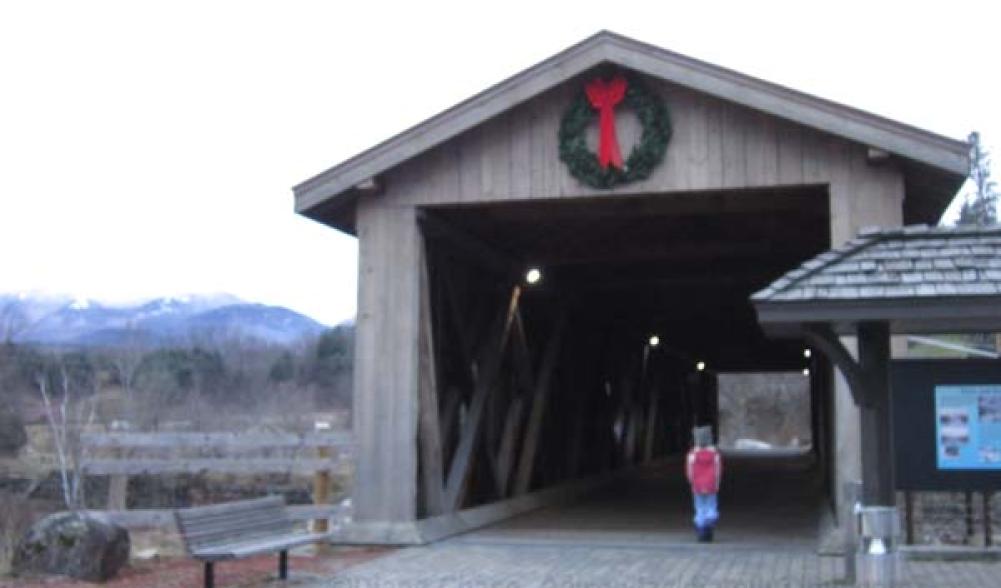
[308,454,1000,587]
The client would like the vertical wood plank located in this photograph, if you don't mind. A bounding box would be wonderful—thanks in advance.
[417,233,446,516]
[777,121,805,185]
[720,103,746,188]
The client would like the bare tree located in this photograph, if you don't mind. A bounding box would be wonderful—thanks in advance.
[35,359,97,511]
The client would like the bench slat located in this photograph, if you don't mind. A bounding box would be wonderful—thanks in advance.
[175,496,297,553]
[191,532,330,561]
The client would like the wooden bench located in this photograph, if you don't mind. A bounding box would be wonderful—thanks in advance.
[174,496,331,588]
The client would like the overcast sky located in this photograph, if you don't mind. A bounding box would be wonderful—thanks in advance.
[1,1,998,326]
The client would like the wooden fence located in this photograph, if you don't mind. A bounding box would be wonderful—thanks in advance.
[80,431,354,527]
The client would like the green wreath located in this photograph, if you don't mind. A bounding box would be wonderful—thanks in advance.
[558,75,672,189]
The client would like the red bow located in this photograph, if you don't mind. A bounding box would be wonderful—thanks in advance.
[585,75,628,170]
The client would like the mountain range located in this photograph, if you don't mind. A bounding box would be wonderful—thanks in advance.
[0,293,328,347]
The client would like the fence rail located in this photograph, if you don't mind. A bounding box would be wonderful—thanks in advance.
[77,431,354,519]
[81,457,348,476]
[81,431,354,450]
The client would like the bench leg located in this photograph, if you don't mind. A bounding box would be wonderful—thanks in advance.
[278,550,288,580]
[204,562,214,588]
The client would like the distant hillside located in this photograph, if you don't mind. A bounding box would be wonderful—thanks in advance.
[0,293,327,346]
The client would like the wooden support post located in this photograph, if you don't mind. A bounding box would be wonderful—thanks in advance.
[904,490,914,545]
[857,321,894,507]
[443,286,520,511]
[513,314,566,495]
[985,492,993,547]
[417,237,446,515]
[965,491,974,543]
[440,389,461,456]
[493,398,524,497]
[644,389,660,462]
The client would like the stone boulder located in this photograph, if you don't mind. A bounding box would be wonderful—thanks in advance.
[12,512,130,582]
[0,410,27,455]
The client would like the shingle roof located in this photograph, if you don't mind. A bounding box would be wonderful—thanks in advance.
[753,225,1001,303]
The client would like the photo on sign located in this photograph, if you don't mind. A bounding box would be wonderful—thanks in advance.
[938,407,970,459]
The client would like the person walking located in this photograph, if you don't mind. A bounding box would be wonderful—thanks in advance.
[686,425,722,542]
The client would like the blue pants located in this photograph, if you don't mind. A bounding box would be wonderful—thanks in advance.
[692,493,718,528]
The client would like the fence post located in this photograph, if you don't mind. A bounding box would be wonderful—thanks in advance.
[313,421,332,535]
[105,444,128,511]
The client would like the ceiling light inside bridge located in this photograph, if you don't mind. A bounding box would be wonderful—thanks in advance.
[803,349,812,359]
[696,361,706,372]
[648,335,660,347]
[803,368,811,376]
[525,267,542,285]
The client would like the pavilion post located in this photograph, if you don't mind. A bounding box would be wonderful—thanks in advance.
[857,321,894,506]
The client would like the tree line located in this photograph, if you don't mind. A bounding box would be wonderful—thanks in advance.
[0,325,354,436]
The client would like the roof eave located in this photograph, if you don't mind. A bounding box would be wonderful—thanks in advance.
[754,296,1001,336]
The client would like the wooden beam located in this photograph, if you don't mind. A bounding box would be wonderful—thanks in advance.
[493,398,525,498]
[514,313,566,495]
[801,323,866,407]
[443,286,521,511]
[858,321,894,506]
[417,237,446,516]
[644,389,660,462]
[440,388,462,454]
[417,211,518,276]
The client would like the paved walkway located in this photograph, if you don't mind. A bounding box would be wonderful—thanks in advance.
[305,455,1000,587]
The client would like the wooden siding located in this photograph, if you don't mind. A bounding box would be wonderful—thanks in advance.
[377,77,903,245]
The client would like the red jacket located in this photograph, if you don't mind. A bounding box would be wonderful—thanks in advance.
[686,447,722,494]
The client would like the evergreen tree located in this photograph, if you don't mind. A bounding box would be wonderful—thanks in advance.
[957,132,998,226]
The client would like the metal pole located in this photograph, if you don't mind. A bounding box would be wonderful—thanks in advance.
[843,480,862,585]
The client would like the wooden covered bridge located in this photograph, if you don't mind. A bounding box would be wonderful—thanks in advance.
[293,31,968,544]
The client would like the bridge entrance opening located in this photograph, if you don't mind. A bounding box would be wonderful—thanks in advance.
[416,185,833,540]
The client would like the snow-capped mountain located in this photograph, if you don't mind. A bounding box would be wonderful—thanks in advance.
[0,293,327,346]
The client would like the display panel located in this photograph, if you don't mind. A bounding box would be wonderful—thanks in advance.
[935,385,1001,469]
[892,360,1001,491]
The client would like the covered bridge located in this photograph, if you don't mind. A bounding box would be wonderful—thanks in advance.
[293,31,968,543]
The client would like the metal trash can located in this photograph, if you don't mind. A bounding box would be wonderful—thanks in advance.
[856,506,902,587]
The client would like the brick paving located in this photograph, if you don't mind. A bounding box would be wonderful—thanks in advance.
[304,533,999,588]
[305,456,1000,587]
